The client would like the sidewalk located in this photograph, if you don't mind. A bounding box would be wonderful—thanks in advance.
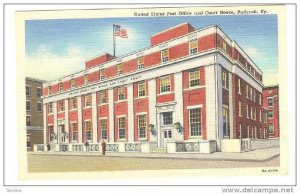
[28,147,279,162]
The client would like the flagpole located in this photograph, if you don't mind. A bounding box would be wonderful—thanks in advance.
[113,24,116,57]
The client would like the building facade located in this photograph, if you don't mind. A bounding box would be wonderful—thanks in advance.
[42,23,269,152]
[26,77,45,151]
[263,85,279,138]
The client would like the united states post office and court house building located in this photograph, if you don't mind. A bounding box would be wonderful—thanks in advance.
[41,23,269,153]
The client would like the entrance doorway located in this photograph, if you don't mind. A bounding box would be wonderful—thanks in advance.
[161,129,173,147]
[159,111,174,148]
[58,124,66,143]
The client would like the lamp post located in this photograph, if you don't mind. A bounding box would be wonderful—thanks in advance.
[174,122,181,133]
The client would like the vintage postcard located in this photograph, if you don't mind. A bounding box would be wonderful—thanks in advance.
[3,3,296,190]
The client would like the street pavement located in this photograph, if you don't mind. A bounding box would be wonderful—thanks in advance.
[28,147,279,162]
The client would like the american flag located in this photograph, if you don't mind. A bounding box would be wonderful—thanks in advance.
[114,25,128,38]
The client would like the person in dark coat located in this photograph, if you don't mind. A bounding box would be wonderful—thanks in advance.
[85,141,89,152]
[101,140,106,155]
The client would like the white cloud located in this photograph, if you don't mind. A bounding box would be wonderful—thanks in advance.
[25,45,93,81]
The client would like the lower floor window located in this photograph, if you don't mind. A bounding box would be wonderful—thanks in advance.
[119,128,125,139]
[189,108,202,136]
[118,117,126,140]
[86,130,92,141]
[26,135,31,148]
[138,114,146,139]
[100,119,108,140]
[268,123,274,133]
[101,130,107,140]
[223,107,229,137]
[85,121,92,141]
[72,131,78,142]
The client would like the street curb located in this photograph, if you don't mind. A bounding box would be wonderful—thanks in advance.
[27,152,280,162]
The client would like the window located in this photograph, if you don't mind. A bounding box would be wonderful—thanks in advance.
[71,79,75,88]
[268,123,274,133]
[259,110,262,122]
[246,85,249,98]
[253,90,256,102]
[238,79,241,94]
[26,116,31,126]
[117,63,123,75]
[222,69,229,89]
[71,123,78,142]
[84,94,91,107]
[26,135,31,148]
[254,108,257,120]
[138,57,144,70]
[118,117,126,140]
[161,49,169,63]
[118,87,125,100]
[71,97,77,109]
[99,90,107,104]
[259,94,262,105]
[37,87,42,97]
[238,101,242,117]
[99,69,105,81]
[223,107,229,137]
[268,98,274,107]
[268,111,274,118]
[239,124,242,138]
[85,121,92,141]
[58,100,64,112]
[58,82,63,92]
[162,112,173,126]
[250,88,253,100]
[222,41,227,52]
[84,74,89,85]
[189,39,198,54]
[189,108,202,137]
[48,102,53,113]
[246,104,249,118]
[26,86,31,96]
[160,76,171,93]
[138,114,147,139]
[100,119,107,140]
[26,101,31,111]
[247,126,250,138]
[48,86,52,95]
[37,102,42,112]
[189,70,200,87]
[250,106,253,120]
[138,81,146,97]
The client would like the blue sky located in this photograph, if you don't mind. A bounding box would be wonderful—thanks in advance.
[25,15,278,85]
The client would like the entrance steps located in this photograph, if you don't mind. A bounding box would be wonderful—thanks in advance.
[151,147,167,154]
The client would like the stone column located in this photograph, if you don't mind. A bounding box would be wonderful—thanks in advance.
[64,99,69,143]
[53,101,58,143]
[229,72,234,138]
[92,93,98,143]
[43,104,47,144]
[174,72,184,141]
[148,79,157,143]
[77,96,83,143]
[108,88,115,143]
[127,84,134,142]
[205,65,217,140]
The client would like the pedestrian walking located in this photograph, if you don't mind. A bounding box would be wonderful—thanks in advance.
[85,141,89,152]
[101,140,106,155]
